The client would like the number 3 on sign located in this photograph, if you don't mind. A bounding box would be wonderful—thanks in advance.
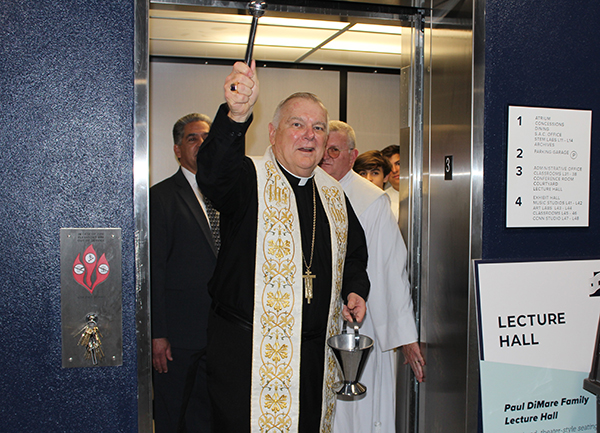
[515,166,522,176]
[515,149,523,177]
[514,147,523,206]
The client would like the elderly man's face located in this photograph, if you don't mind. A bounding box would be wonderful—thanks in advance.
[320,130,358,181]
[269,98,328,178]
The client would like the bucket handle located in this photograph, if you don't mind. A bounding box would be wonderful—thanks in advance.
[342,315,361,351]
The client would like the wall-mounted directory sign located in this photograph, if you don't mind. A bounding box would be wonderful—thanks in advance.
[506,106,592,228]
[475,259,600,433]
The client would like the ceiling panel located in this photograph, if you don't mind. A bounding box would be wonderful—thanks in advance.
[150,40,314,63]
[150,19,253,44]
[303,49,402,68]
[150,40,247,59]
[150,9,252,23]
[323,31,401,54]
[254,26,343,49]
[149,7,405,67]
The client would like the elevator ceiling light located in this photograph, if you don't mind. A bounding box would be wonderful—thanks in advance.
[351,24,402,34]
[149,6,404,67]
[149,10,348,30]
[259,17,348,30]
[150,9,252,24]
[323,32,402,54]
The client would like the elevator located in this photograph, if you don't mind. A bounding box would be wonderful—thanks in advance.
[4,0,600,431]
[139,1,476,432]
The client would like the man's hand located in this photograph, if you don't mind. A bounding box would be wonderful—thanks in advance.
[402,342,425,383]
[342,292,366,323]
[225,60,260,123]
[152,338,173,373]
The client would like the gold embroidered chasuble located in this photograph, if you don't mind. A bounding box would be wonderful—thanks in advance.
[250,147,348,433]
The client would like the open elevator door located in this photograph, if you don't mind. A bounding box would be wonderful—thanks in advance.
[141,1,426,432]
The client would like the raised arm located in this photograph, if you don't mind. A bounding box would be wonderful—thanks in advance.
[196,62,260,213]
[224,61,260,123]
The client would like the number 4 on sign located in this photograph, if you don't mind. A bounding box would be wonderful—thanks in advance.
[515,197,522,206]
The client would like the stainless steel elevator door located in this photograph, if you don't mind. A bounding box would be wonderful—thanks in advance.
[138,2,440,433]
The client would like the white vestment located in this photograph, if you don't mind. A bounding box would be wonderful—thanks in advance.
[334,171,418,433]
[384,186,400,222]
[251,147,348,433]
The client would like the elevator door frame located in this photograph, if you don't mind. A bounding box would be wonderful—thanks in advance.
[134,1,427,432]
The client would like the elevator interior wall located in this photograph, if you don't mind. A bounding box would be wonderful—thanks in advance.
[141,2,477,433]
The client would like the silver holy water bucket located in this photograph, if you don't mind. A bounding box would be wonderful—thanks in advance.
[327,320,373,396]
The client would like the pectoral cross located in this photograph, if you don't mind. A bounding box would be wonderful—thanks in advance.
[303,269,315,304]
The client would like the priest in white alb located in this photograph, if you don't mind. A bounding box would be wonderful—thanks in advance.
[320,120,425,433]
[195,62,370,433]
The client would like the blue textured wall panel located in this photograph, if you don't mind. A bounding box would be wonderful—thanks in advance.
[0,1,137,431]
[483,0,600,260]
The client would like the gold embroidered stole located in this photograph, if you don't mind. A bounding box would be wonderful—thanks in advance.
[251,148,348,433]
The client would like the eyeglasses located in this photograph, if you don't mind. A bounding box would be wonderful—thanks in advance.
[326,147,349,159]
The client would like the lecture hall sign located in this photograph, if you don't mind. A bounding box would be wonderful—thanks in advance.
[506,106,592,228]
[475,260,599,432]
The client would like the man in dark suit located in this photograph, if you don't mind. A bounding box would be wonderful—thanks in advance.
[151,113,219,433]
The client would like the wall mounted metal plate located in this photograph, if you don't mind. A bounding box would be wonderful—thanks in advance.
[60,228,123,368]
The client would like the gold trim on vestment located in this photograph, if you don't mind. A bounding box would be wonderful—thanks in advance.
[251,148,348,433]
[316,181,348,433]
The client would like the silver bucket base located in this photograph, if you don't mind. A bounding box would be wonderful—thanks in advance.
[334,380,367,396]
[327,322,374,398]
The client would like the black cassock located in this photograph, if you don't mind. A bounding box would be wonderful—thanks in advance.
[197,104,369,433]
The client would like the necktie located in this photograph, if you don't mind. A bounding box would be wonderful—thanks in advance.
[204,197,221,253]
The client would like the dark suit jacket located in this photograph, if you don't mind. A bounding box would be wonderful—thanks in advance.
[150,168,217,350]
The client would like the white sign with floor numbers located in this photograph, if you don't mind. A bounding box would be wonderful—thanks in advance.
[506,106,592,228]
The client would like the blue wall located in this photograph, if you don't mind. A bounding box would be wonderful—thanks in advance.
[0,1,137,431]
[1,0,598,430]
[483,0,600,261]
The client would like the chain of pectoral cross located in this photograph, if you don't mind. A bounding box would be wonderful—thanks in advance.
[302,179,316,304]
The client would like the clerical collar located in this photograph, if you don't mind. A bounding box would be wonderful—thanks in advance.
[277,161,314,186]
